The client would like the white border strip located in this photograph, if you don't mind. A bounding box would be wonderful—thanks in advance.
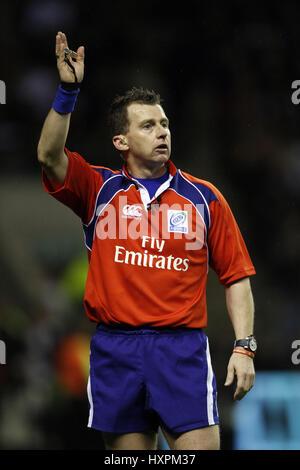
[87,376,94,428]
[83,176,135,251]
[84,174,123,228]
[178,170,212,228]
[206,337,215,425]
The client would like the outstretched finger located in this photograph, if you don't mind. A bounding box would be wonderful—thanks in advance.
[59,31,69,49]
[55,31,68,59]
[55,32,63,59]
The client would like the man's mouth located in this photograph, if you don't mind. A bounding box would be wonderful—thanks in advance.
[155,144,168,151]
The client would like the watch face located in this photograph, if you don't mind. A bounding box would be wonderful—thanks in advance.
[249,337,257,352]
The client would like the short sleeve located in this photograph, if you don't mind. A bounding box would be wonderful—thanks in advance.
[42,148,103,224]
[207,187,256,286]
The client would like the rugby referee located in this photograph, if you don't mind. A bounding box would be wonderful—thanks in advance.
[37,32,256,450]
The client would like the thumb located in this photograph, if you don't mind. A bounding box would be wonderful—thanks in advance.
[224,364,234,386]
[77,45,85,59]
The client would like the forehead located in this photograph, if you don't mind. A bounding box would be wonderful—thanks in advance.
[127,103,167,125]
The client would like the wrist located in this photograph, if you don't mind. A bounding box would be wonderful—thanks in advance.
[60,81,81,92]
[233,347,255,359]
[52,84,80,114]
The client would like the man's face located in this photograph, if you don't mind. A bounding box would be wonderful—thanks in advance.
[124,103,171,168]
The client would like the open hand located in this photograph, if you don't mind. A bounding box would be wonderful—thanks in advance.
[55,31,84,83]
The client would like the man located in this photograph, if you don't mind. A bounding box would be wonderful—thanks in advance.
[37,32,256,450]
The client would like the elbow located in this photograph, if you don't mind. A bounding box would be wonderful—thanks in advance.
[37,143,57,169]
[37,149,45,166]
[37,140,47,166]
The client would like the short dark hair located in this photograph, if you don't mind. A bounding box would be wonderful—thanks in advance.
[108,87,162,137]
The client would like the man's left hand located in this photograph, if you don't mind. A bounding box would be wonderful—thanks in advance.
[224,352,255,400]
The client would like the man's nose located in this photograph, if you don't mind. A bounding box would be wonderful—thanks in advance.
[157,125,168,138]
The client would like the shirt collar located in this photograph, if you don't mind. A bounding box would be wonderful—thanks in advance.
[122,159,177,180]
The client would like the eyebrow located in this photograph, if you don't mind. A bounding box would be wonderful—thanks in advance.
[139,117,169,126]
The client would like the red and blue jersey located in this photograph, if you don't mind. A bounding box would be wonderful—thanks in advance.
[42,149,256,328]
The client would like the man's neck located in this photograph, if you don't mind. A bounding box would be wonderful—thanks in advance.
[126,162,167,179]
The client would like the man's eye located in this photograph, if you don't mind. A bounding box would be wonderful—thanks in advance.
[143,124,151,129]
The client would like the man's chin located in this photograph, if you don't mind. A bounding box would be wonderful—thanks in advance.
[152,150,170,161]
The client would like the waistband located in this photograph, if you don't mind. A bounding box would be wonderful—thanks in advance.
[96,322,202,336]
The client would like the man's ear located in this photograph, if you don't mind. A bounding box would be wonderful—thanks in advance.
[112,135,129,152]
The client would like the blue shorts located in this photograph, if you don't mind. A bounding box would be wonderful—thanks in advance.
[87,324,219,434]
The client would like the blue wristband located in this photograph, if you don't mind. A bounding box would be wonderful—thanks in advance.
[52,84,80,114]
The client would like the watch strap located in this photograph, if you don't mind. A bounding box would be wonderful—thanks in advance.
[234,338,249,348]
[234,334,257,353]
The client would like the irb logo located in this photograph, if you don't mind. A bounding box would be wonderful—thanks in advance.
[168,210,188,233]
[0,340,6,364]
[0,80,6,104]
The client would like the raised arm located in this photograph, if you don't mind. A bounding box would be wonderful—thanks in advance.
[37,32,85,183]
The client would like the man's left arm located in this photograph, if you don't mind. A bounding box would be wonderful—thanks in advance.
[224,277,255,400]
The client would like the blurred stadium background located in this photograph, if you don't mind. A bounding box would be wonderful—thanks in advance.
[0,0,300,450]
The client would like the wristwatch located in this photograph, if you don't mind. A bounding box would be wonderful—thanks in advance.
[234,334,257,353]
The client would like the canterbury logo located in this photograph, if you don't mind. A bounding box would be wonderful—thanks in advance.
[122,204,143,219]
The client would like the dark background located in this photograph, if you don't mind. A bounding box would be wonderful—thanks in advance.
[0,0,300,450]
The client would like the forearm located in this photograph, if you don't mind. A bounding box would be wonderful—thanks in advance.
[37,108,70,166]
[225,277,254,339]
[224,277,255,400]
